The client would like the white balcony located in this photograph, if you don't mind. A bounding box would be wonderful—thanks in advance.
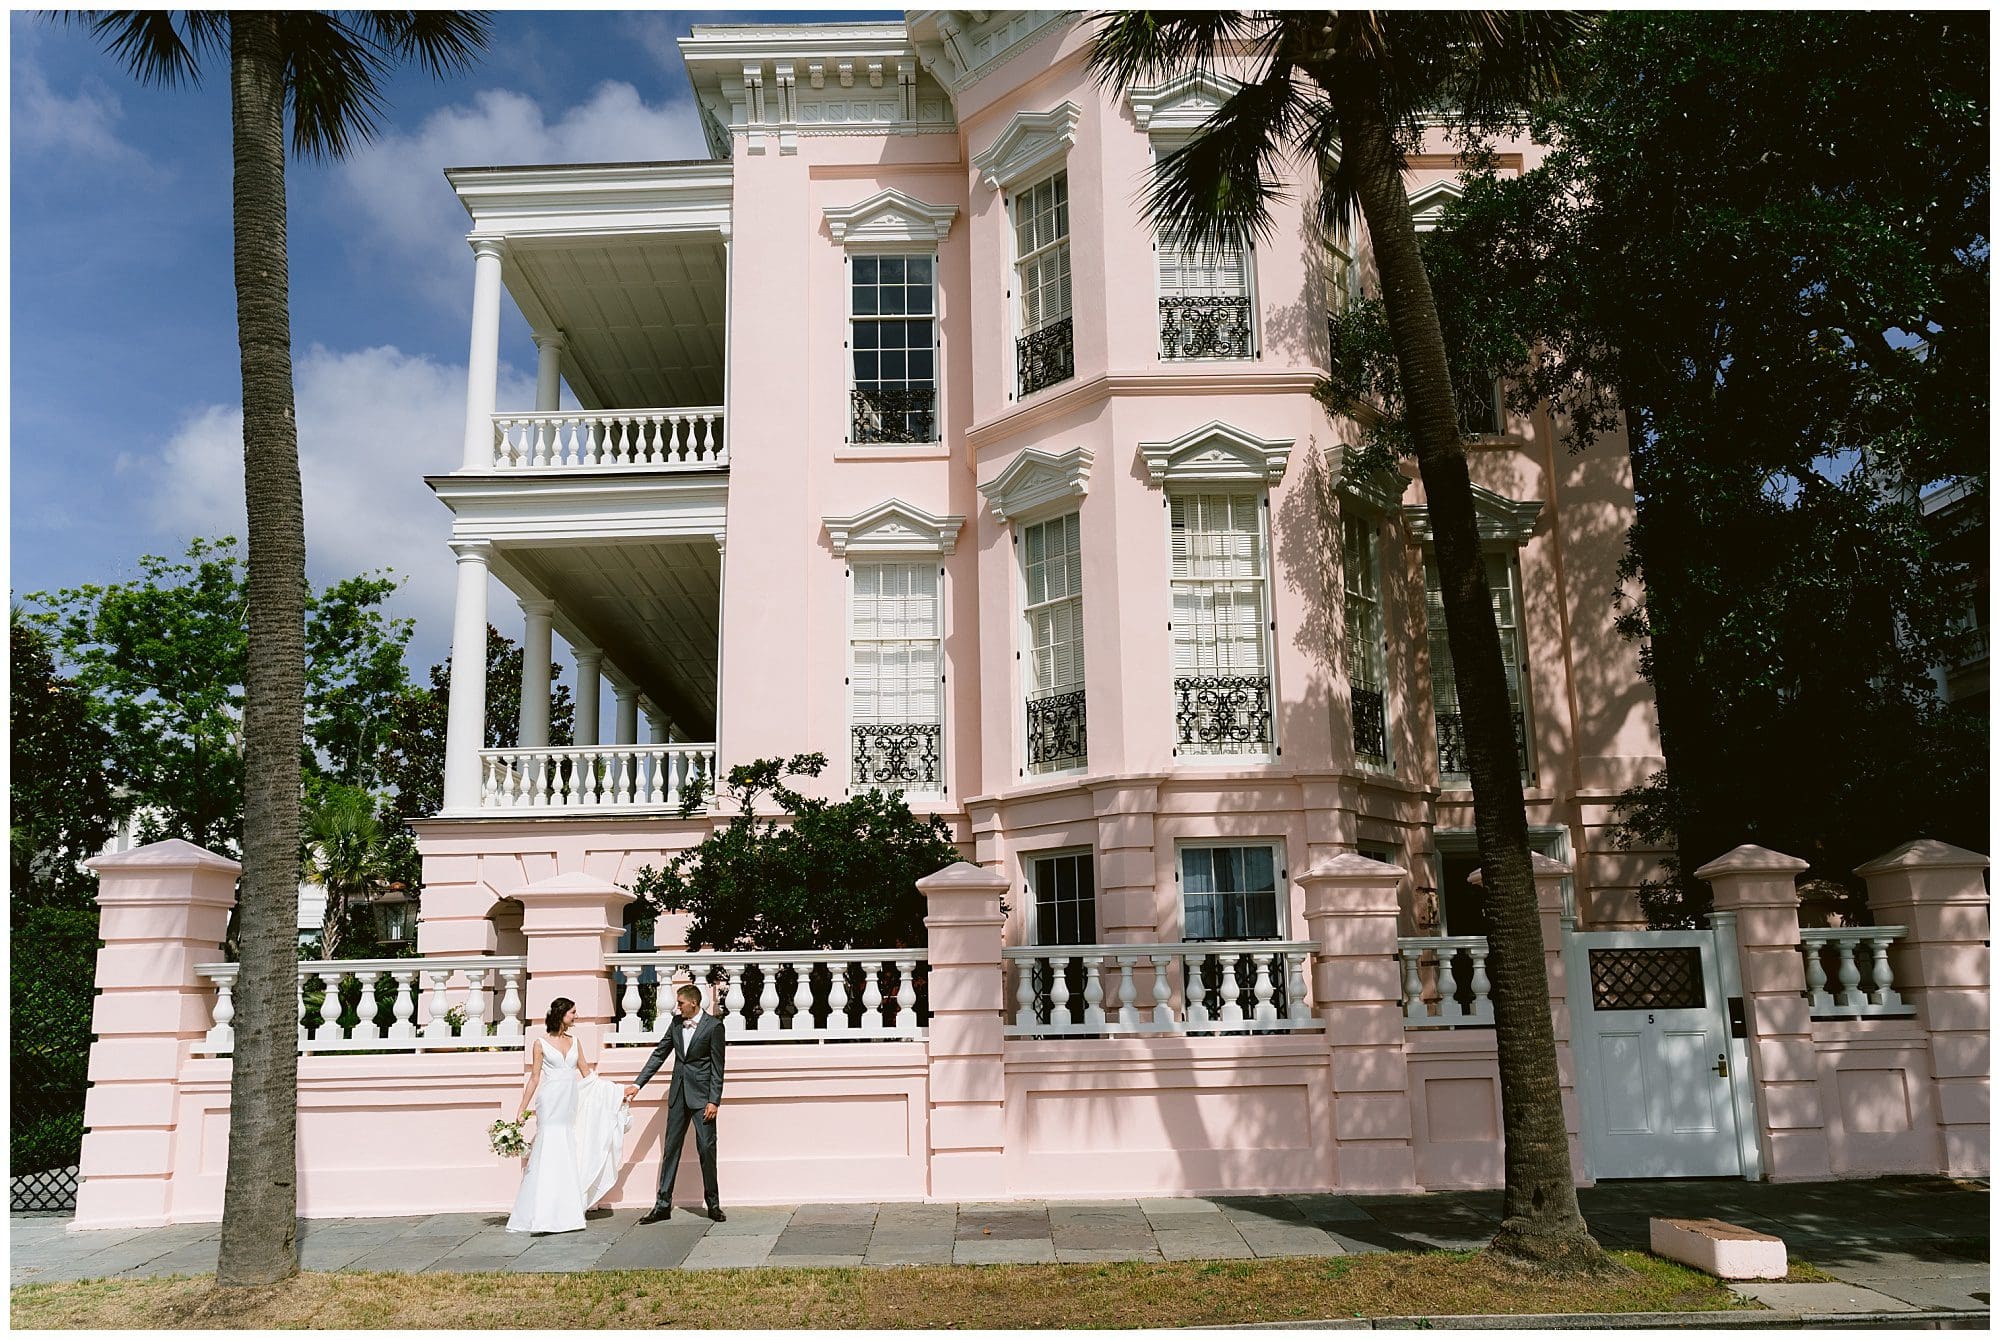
[490,407,726,472]
[479,743,717,812]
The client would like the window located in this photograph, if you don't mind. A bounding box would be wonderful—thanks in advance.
[850,255,937,443]
[850,561,943,791]
[1022,512,1086,772]
[1158,231,1251,360]
[1030,850,1096,946]
[1424,553,1530,786]
[1326,223,1361,316]
[1180,844,1282,941]
[1170,492,1272,754]
[1013,172,1073,396]
[1459,378,1502,438]
[1343,516,1390,768]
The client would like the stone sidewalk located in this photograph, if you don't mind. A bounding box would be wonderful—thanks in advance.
[11,1176,1988,1317]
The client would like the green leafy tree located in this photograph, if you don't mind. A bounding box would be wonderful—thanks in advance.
[299,782,394,959]
[1090,11,1605,1270]
[9,611,122,910]
[631,755,960,953]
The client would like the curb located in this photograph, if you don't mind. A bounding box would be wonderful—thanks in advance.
[1223,1308,1992,1330]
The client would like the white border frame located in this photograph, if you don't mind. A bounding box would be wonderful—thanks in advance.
[1164,487,1282,766]
[1173,839,1291,942]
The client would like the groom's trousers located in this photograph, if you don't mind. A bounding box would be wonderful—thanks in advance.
[655,1102,719,1210]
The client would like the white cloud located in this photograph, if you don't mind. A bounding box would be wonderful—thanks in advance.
[144,345,535,669]
[335,82,710,309]
[11,58,140,163]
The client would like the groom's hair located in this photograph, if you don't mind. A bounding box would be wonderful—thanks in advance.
[677,984,703,1008]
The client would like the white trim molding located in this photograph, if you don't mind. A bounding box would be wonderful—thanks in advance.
[825,498,965,556]
[971,102,1081,192]
[979,446,1094,524]
[1407,179,1466,233]
[1404,482,1543,546]
[1125,69,1244,137]
[824,188,959,247]
[1140,421,1295,488]
[1340,465,1414,517]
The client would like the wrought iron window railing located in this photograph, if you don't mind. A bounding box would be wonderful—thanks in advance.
[850,386,936,444]
[1016,316,1074,397]
[1160,296,1252,360]
[1435,710,1528,782]
[1174,675,1273,752]
[1352,685,1387,767]
[1025,688,1087,772]
[852,721,943,790]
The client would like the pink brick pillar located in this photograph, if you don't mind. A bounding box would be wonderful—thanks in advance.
[1300,853,1418,1192]
[1698,844,1832,1181]
[1857,839,1990,1177]
[511,872,631,1052]
[73,839,240,1229]
[919,861,1008,1199]
[1470,852,1587,1181]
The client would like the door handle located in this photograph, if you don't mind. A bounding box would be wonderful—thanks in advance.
[1713,1053,1729,1078]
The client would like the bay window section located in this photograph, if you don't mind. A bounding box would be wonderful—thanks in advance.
[1170,492,1273,755]
[1158,231,1252,360]
[850,561,944,792]
[850,254,937,443]
[1424,552,1530,786]
[1343,516,1391,769]
[1013,171,1074,397]
[1022,512,1086,773]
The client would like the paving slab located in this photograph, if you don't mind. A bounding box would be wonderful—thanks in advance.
[956,1210,1050,1241]
[297,1239,381,1272]
[953,1237,1055,1265]
[770,1225,874,1256]
[591,1226,707,1271]
[1139,1197,1227,1216]
[679,1233,779,1270]
[789,1203,877,1226]
[1729,1282,1920,1314]
[343,1233,480,1273]
[1285,1194,1376,1223]
[864,1242,956,1267]
[1828,1276,1991,1312]
[1237,1225,1344,1259]
[1056,1245,1164,1263]
[427,1255,529,1275]
[765,1253,867,1268]
[1156,1226,1254,1262]
[960,1200,1045,1214]
[700,1207,793,1237]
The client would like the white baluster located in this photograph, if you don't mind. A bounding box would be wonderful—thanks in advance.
[480,754,499,809]
[646,751,667,806]
[791,961,814,1033]
[1082,955,1107,1029]
[1184,953,1211,1027]
[1150,954,1174,1027]
[464,969,490,1037]
[1116,954,1141,1028]
[1803,937,1831,1010]
[1218,954,1243,1025]
[530,417,550,468]
[1467,945,1493,1022]
[721,964,746,1037]
[828,961,854,1033]
[756,962,780,1034]
[1866,937,1902,1011]
[353,970,382,1041]
[618,966,643,1035]
[1287,951,1309,1023]
[496,966,523,1038]
[703,413,720,461]
[422,968,452,1041]
[1834,938,1864,1009]
[1015,956,1039,1030]
[387,969,417,1041]
[206,974,236,1051]
[1403,949,1427,1021]
[1049,956,1072,1028]
[1251,954,1276,1026]
[295,971,309,1048]
[895,959,918,1035]
[652,413,670,464]
[317,971,342,1047]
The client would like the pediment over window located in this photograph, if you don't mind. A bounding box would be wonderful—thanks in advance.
[1408,179,1465,233]
[1140,421,1294,488]
[970,102,1080,192]
[1403,483,1542,546]
[824,498,964,556]
[824,188,959,247]
[1124,69,1244,136]
[1339,465,1414,518]
[979,446,1094,523]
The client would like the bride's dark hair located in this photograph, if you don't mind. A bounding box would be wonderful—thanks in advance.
[544,997,576,1035]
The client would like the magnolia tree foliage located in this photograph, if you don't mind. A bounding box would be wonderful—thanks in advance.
[631,755,960,952]
[9,612,121,912]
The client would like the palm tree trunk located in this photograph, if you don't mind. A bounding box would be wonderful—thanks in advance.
[1331,81,1605,1271]
[218,9,304,1288]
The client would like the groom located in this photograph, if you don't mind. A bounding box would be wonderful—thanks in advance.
[625,982,726,1222]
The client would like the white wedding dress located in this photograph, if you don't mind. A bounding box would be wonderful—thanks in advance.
[506,1037,629,1233]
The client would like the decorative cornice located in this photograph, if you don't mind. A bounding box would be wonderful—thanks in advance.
[1125,68,1244,136]
[1402,483,1542,546]
[1139,420,1295,488]
[971,101,1081,192]
[907,11,1073,95]
[965,369,1325,455]
[824,498,965,557]
[823,187,958,246]
[1407,178,1466,233]
[979,446,1094,524]
[1338,466,1413,518]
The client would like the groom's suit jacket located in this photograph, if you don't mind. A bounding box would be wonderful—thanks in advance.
[635,1011,726,1110]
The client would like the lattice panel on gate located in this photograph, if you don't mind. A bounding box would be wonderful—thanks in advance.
[1588,947,1705,1010]
[11,1164,78,1213]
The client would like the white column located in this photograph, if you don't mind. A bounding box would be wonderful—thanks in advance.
[614,685,639,746]
[713,532,727,761]
[518,599,555,749]
[442,540,493,810]
[642,699,670,745]
[572,645,602,748]
[460,235,507,470]
[533,330,565,413]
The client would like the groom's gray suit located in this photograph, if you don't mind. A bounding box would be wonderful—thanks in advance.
[634,1010,726,1213]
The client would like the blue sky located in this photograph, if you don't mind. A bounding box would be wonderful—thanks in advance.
[10,8,892,675]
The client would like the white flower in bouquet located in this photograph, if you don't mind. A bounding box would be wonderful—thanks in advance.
[490,1112,531,1159]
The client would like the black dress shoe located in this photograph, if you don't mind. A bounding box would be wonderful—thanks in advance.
[708,1207,727,1223]
[639,1207,672,1225]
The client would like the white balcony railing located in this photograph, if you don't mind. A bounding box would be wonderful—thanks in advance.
[194,957,527,1055]
[605,952,928,1043]
[479,744,716,811]
[1003,941,1320,1037]
[490,407,726,471]
[1801,927,1915,1017]
[1397,935,1495,1028]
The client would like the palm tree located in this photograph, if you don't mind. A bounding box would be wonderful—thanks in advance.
[1090,12,1606,1271]
[72,10,490,1287]
[300,785,391,959]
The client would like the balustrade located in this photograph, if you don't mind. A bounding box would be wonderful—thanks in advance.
[1435,710,1527,782]
[606,952,929,1042]
[1351,685,1387,767]
[1016,316,1074,397]
[194,958,526,1055]
[1173,675,1273,753]
[1003,942,1318,1037]
[1025,688,1087,773]
[850,387,936,444]
[851,722,942,791]
[479,744,716,811]
[1159,295,1252,360]
[489,408,726,471]
[1396,936,1495,1027]
[1800,927,1915,1017]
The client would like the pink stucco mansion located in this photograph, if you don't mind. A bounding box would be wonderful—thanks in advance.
[75,13,1986,1228]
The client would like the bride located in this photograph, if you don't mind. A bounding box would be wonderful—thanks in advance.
[506,997,629,1233]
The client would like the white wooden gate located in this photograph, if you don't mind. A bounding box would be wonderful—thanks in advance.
[1567,928,1745,1178]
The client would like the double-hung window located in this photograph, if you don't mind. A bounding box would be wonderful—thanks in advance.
[1022,512,1086,772]
[1013,172,1073,397]
[850,561,944,792]
[850,254,937,443]
[1170,492,1273,755]
[1343,516,1391,769]
[1424,552,1531,786]
[1158,230,1252,360]
[1030,850,1096,946]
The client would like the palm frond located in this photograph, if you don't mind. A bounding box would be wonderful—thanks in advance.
[1143,62,1316,250]
[1086,9,1273,94]
[358,11,493,79]
[68,11,227,87]
[277,11,391,161]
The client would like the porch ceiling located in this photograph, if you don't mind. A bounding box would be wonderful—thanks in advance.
[505,538,720,736]
[507,234,726,412]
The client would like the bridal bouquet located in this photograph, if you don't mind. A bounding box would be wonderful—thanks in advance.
[489,1113,531,1159]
